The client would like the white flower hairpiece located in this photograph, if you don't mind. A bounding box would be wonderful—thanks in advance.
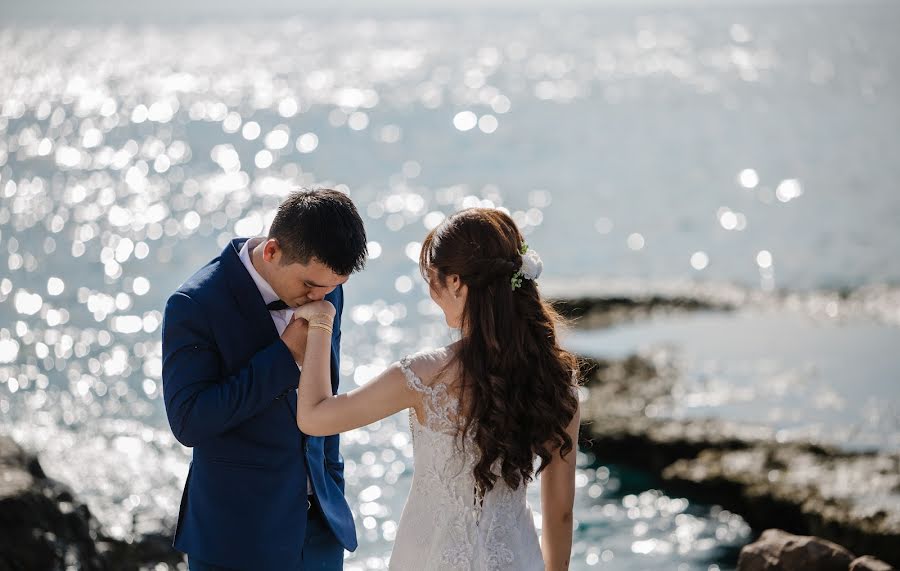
[511,242,543,290]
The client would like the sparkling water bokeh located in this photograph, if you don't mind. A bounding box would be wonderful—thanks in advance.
[2,2,899,568]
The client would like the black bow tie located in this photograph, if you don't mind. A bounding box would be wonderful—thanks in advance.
[266,300,290,311]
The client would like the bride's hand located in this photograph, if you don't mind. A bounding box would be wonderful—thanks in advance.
[293,300,336,322]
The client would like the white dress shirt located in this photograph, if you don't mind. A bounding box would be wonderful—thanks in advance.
[239,237,296,338]
[239,237,313,494]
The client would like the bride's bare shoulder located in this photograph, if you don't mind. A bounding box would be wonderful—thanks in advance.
[402,344,459,387]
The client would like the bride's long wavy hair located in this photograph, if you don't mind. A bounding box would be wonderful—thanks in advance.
[419,208,579,495]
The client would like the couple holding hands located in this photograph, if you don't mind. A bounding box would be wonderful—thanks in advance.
[161,189,579,570]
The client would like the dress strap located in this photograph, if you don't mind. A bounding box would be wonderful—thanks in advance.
[399,354,457,433]
[400,355,430,394]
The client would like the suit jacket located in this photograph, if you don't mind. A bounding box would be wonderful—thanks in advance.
[161,238,357,570]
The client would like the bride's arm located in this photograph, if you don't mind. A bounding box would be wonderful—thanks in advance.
[294,301,417,436]
[539,402,580,571]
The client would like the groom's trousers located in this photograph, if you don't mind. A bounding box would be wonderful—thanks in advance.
[188,500,344,571]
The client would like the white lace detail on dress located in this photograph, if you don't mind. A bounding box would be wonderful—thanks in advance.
[485,486,516,570]
[390,353,543,570]
[399,355,458,434]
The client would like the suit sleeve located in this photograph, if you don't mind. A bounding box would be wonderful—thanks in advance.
[161,291,300,447]
[323,285,346,492]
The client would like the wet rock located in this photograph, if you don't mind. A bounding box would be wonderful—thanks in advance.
[555,294,731,329]
[578,353,786,471]
[578,354,665,415]
[547,282,900,328]
[583,414,776,475]
[737,529,854,571]
[0,434,182,571]
[660,441,900,566]
[577,352,900,567]
[0,434,106,571]
[850,555,896,571]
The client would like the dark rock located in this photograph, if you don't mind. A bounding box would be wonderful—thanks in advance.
[554,295,731,329]
[583,415,775,475]
[0,435,107,571]
[850,555,896,571]
[0,434,182,571]
[660,443,900,566]
[737,529,855,571]
[578,351,900,567]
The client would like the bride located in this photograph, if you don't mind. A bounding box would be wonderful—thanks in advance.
[293,207,580,570]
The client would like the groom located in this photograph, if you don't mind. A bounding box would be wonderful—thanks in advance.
[161,189,367,570]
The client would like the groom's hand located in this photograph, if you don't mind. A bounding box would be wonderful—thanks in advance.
[281,313,309,364]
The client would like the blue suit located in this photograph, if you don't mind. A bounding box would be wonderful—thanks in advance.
[161,238,357,570]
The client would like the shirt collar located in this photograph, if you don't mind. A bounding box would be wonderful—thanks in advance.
[238,237,280,306]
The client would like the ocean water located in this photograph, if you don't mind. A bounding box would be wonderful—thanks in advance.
[567,308,900,453]
[1,2,898,569]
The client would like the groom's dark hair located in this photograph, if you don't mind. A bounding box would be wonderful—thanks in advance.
[268,188,368,275]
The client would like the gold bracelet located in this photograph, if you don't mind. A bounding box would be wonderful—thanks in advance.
[308,323,333,335]
[308,313,334,324]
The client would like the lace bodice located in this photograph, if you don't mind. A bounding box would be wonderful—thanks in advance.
[389,352,544,571]
[400,354,459,435]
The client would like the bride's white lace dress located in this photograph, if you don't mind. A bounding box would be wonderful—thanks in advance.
[389,351,544,571]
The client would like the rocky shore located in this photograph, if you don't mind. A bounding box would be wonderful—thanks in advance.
[546,279,900,327]
[563,294,900,569]
[0,434,181,571]
[553,293,732,329]
[738,529,895,571]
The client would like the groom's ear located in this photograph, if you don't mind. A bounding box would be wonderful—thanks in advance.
[262,239,281,263]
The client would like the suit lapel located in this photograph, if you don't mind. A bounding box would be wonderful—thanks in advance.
[223,238,300,420]
[222,238,280,343]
